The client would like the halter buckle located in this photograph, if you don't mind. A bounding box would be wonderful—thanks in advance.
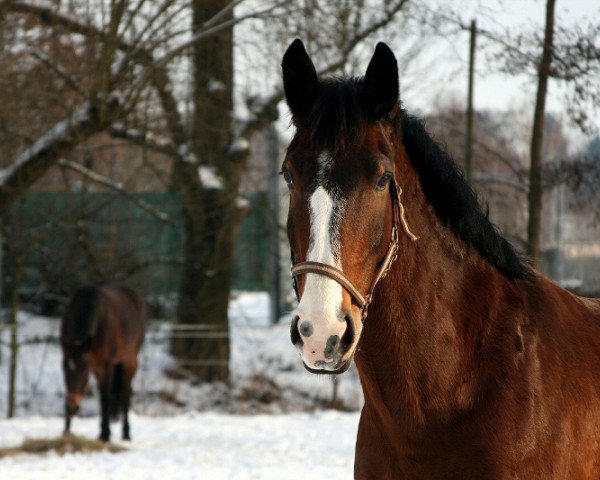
[361,293,373,322]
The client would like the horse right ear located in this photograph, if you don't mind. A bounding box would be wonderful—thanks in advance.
[363,42,399,119]
[282,39,318,124]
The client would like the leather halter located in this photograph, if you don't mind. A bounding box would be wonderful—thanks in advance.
[290,179,418,322]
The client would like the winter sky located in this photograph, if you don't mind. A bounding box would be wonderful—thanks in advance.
[400,0,600,149]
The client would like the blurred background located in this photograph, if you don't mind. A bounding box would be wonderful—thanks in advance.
[0,0,598,477]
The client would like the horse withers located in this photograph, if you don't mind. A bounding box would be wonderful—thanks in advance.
[282,39,600,478]
[61,284,146,442]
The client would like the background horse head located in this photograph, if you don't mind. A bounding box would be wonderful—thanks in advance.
[282,39,600,478]
[61,286,97,417]
[61,283,146,442]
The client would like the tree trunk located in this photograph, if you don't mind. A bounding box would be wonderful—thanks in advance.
[527,0,556,267]
[171,0,237,381]
[174,188,244,380]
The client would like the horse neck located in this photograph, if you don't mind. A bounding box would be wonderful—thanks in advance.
[354,163,523,433]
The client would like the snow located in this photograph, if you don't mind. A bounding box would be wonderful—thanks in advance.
[228,137,250,155]
[236,196,251,209]
[0,411,357,479]
[177,144,198,164]
[0,293,363,478]
[207,78,226,93]
[198,165,224,190]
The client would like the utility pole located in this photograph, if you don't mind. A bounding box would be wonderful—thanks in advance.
[465,19,477,184]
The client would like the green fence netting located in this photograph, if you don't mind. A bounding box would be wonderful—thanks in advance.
[3,190,271,307]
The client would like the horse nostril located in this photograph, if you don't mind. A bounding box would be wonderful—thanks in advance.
[324,335,340,359]
[290,315,302,346]
[299,320,314,337]
[341,313,355,350]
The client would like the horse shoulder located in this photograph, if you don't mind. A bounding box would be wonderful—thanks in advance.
[514,275,600,461]
[521,274,600,336]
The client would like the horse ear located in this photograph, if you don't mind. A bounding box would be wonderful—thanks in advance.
[363,42,399,118]
[282,39,319,124]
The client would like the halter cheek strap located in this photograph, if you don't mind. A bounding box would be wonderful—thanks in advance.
[290,180,418,322]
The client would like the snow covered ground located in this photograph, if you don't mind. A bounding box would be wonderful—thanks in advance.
[0,412,358,479]
[0,293,363,478]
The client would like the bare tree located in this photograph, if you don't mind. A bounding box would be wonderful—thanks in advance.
[418,4,600,266]
[482,3,599,265]
[1,0,427,381]
[527,0,556,267]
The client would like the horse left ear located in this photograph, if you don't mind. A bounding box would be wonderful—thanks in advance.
[282,39,319,124]
[363,42,399,119]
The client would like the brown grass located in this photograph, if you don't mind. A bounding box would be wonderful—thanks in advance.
[0,433,126,458]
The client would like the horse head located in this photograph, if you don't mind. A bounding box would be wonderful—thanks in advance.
[61,338,92,414]
[282,40,414,374]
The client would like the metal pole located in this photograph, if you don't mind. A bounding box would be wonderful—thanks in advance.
[465,19,477,184]
[267,125,282,324]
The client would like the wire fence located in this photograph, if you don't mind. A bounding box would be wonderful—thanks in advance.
[0,316,355,418]
[0,320,231,416]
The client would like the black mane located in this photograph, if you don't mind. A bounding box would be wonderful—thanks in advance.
[401,112,529,279]
[304,77,528,280]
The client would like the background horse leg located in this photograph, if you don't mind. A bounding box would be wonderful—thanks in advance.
[98,372,112,442]
[121,360,138,440]
[64,402,71,434]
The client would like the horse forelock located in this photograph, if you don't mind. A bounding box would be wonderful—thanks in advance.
[302,77,370,154]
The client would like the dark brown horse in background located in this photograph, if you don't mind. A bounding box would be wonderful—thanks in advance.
[282,39,600,478]
[61,283,146,442]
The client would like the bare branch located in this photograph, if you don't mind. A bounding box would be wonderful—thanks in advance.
[58,159,176,226]
[0,99,122,215]
[146,0,291,72]
[109,124,178,158]
[233,0,413,154]
[473,172,528,194]
[28,49,81,93]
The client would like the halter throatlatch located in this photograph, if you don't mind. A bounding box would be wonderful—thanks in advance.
[290,179,418,322]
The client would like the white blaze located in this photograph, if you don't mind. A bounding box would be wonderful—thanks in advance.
[301,185,343,314]
[294,153,347,368]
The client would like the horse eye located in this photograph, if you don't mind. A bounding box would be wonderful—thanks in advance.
[281,170,294,188]
[376,173,392,190]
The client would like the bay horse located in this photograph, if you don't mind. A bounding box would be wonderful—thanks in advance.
[60,283,146,442]
[282,39,600,478]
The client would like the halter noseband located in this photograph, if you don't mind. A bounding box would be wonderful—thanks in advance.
[290,179,418,322]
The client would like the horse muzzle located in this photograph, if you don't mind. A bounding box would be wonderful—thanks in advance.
[302,357,353,375]
[290,310,359,374]
[67,393,83,412]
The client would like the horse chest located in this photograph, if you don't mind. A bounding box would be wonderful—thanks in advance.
[354,405,496,479]
[354,385,600,479]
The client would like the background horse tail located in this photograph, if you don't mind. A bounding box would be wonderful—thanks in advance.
[110,363,125,419]
[62,285,100,345]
